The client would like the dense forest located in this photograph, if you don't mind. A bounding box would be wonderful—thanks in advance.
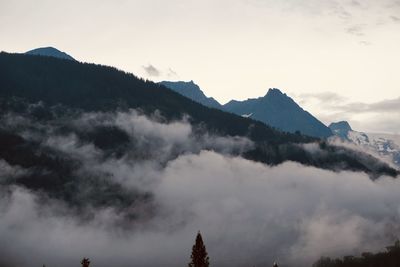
[0,52,310,143]
[313,240,400,267]
[0,52,397,178]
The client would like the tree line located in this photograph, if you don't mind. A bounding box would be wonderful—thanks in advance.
[41,232,400,267]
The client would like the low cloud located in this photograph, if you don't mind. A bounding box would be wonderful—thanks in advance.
[0,106,400,267]
[0,160,29,183]
[142,65,179,79]
[1,153,400,267]
[142,64,161,77]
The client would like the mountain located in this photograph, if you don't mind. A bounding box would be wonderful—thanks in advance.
[160,82,332,138]
[329,121,352,139]
[0,51,397,182]
[329,121,400,167]
[0,52,307,144]
[224,88,333,138]
[0,50,398,225]
[25,46,75,61]
[159,81,222,109]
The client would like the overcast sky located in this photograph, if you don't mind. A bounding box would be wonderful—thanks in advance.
[1,0,400,133]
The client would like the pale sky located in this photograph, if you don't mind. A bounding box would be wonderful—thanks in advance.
[1,0,400,133]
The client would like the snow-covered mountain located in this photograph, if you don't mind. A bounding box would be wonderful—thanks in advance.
[25,47,75,61]
[329,121,400,167]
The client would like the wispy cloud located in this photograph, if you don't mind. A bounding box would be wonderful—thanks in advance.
[336,97,400,113]
[1,102,399,267]
[359,40,372,46]
[390,15,400,22]
[296,92,400,133]
[1,152,400,267]
[298,92,346,105]
[167,68,178,78]
[142,65,179,79]
[142,64,161,77]
[346,24,366,36]
[245,0,400,45]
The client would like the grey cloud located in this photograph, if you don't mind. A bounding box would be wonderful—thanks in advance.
[70,110,253,158]
[359,40,372,45]
[243,0,371,19]
[142,64,161,77]
[1,153,400,267]
[167,68,178,78]
[23,109,253,192]
[346,24,366,36]
[297,92,400,133]
[298,92,400,114]
[356,115,400,134]
[390,15,400,22]
[142,65,178,79]
[337,97,400,113]
[330,2,353,19]
[298,92,346,105]
[328,136,398,168]
[1,107,399,267]
[244,0,399,38]
[0,160,29,183]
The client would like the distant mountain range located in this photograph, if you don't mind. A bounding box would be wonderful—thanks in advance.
[1,47,397,183]
[25,47,75,61]
[160,79,400,169]
[329,121,400,167]
[159,81,222,109]
[161,81,332,138]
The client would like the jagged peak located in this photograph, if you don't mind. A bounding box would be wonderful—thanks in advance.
[159,80,222,108]
[265,88,287,97]
[329,121,353,131]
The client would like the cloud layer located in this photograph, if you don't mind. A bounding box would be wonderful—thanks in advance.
[1,107,400,267]
[1,153,400,267]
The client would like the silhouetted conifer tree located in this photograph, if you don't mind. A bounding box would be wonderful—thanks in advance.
[81,258,90,267]
[188,231,210,267]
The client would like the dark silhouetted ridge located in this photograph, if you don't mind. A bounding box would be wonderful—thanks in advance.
[25,46,75,61]
[223,88,333,138]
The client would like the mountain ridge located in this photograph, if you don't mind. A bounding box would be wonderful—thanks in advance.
[159,80,222,109]
[162,81,332,138]
[223,87,333,138]
[25,46,75,61]
[0,51,397,178]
